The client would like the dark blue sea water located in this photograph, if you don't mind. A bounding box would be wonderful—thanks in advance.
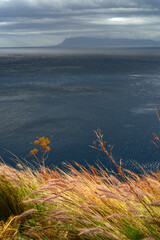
[0,47,160,171]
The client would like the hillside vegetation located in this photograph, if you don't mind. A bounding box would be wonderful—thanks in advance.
[0,128,160,239]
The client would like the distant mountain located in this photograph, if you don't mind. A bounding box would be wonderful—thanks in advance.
[57,37,160,48]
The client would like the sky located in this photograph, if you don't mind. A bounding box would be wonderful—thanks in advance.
[0,0,160,47]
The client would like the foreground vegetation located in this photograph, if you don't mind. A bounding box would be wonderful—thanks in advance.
[0,131,159,240]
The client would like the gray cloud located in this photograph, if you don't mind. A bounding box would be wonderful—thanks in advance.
[0,0,160,47]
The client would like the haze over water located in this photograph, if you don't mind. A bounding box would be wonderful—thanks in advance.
[0,47,160,171]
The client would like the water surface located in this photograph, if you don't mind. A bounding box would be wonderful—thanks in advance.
[0,47,160,171]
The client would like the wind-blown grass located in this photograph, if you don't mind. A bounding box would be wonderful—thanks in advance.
[0,159,159,239]
[0,120,160,239]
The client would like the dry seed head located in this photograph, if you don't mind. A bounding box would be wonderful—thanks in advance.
[78,227,105,236]
[78,227,118,239]
[147,201,160,206]
[105,213,128,219]
[142,238,156,240]
[16,209,37,222]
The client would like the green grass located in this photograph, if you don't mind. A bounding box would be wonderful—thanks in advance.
[0,125,160,239]
[0,160,159,240]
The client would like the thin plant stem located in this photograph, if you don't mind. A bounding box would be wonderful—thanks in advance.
[91,128,160,227]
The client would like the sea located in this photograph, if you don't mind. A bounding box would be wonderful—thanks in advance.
[0,47,160,172]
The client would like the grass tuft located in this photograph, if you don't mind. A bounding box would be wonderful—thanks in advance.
[0,117,160,239]
[0,160,159,239]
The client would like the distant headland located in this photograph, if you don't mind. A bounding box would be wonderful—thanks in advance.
[55,37,160,48]
[0,37,160,49]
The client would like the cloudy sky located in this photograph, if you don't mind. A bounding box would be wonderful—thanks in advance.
[0,0,160,47]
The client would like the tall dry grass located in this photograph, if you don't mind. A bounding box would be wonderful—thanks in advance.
[0,159,159,239]
[0,111,160,239]
[23,162,160,240]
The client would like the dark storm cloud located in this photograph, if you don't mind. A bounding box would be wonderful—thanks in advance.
[0,0,160,47]
[0,0,158,17]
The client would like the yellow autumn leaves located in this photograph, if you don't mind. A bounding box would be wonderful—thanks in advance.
[29,136,52,167]
[29,148,38,156]
[29,136,51,156]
